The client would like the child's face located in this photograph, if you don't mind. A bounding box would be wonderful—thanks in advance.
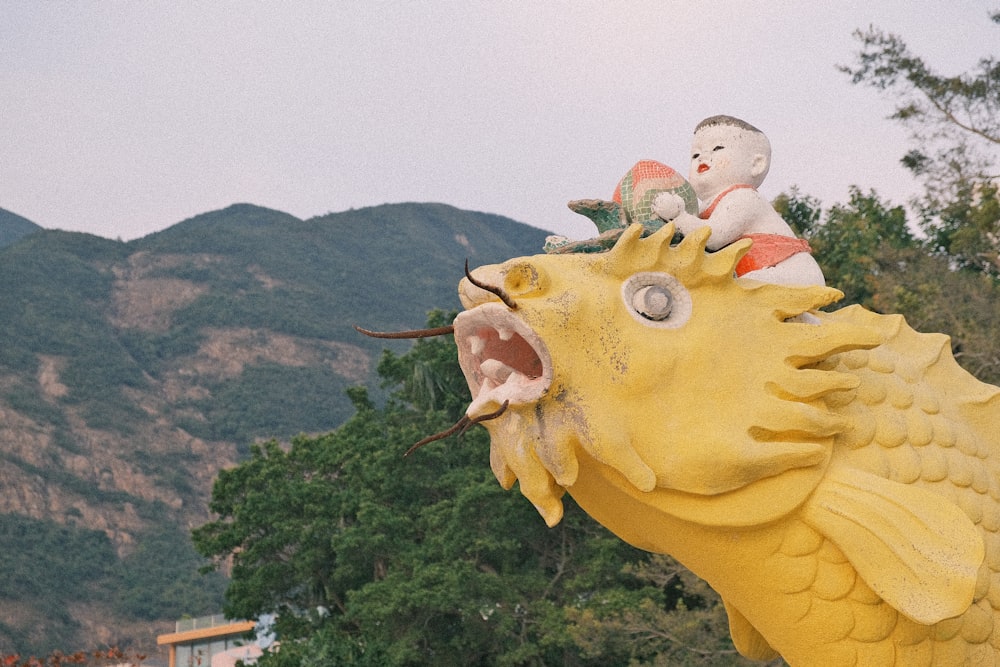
[688,124,764,199]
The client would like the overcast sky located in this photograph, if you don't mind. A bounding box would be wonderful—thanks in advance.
[3,2,997,242]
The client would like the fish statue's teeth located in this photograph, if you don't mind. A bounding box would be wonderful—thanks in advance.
[481,358,515,384]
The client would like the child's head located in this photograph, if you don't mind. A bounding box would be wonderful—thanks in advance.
[688,115,771,199]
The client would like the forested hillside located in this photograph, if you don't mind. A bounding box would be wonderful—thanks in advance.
[0,202,548,654]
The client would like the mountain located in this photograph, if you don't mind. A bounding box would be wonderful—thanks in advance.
[0,208,42,247]
[0,202,551,655]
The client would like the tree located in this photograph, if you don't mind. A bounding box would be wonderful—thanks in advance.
[567,555,757,666]
[841,13,999,189]
[774,185,1000,387]
[193,315,768,666]
[863,241,1000,385]
[929,179,1000,277]
[776,187,914,309]
[841,13,1000,276]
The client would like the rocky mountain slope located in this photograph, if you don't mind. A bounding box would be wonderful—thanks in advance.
[0,202,550,654]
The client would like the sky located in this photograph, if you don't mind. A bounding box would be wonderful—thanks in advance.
[2,1,997,242]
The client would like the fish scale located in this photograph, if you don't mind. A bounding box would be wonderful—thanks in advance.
[801,314,1000,662]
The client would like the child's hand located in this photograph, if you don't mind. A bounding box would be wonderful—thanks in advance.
[652,192,685,221]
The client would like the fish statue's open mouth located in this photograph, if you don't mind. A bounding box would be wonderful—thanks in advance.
[454,304,553,418]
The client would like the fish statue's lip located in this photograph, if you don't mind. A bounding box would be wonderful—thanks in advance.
[453,303,553,419]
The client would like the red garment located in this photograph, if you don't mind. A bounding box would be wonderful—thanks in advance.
[698,184,756,220]
[735,233,813,276]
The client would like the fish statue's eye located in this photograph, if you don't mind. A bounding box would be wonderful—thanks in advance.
[632,285,672,320]
[622,272,692,329]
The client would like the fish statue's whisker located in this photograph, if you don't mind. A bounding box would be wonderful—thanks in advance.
[354,324,455,339]
[403,401,510,457]
[465,259,517,309]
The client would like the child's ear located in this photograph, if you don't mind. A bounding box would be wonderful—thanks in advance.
[750,153,769,179]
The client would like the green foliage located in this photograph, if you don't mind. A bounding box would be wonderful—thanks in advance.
[864,244,1000,385]
[924,180,1000,278]
[772,188,821,238]
[840,18,999,193]
[569,555,761,666]
[0,516,117,654]
[375,310,469,419]
[194,324,762,666]
[114,525,227,621]
[777,186,1000,386]
[841,16,1000,279]
[0,516,114,601]
[782,16,1000,382]
[0,514,225,655]
[3,384,69,432]
[791,187,914,309]
[117,328,204,374]
[181,364,357,447]
[0,235,116,369]
[0,232,145,432]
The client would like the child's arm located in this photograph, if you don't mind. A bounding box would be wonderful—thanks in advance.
[651,192,703,236]
[654,189,768,249]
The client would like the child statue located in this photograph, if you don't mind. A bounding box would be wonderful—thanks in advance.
[652,115,825,286]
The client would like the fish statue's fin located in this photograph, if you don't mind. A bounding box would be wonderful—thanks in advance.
[567,199,626,233]
[723,599,780,661]
[803,464,984,625]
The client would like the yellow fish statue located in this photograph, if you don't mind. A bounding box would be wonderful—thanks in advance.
[451,222,1000,666]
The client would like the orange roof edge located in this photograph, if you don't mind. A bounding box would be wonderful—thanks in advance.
[157,620,257,645]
